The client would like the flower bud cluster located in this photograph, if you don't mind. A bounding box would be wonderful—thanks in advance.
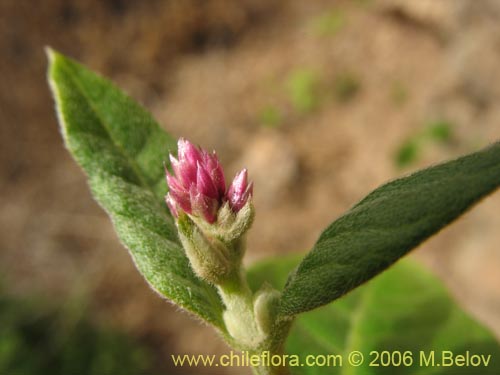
[165,138,254,284]
[166,138,252,224]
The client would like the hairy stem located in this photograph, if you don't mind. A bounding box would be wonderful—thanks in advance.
[218,271,292,375]
[218,270,265,349]
[249,350,291,375]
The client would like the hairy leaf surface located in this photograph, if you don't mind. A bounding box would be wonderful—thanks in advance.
[47,50,224,328]
[281,144,500,315]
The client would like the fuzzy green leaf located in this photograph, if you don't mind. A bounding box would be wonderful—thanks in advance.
[249,255,500,375]
[281,143,500,316]
[47,49,224,329]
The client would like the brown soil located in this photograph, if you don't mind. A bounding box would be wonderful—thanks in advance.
[1,1,500,374]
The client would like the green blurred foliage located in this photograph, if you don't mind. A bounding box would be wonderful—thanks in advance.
[286,68,320,114]
[310,9,345,37]
[280,67,362,121]
[396,139,419,167]
[0,288,154,375]
[426,120,453,142]
[259,105,283,127]
[395,120,454,168]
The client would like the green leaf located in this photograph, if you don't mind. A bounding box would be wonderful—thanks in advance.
[281,143,500,316]
[47,49,225,329]
[248,255,500,375]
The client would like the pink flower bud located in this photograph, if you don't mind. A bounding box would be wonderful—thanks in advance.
[165,138,252,224]
[227,169,254,212]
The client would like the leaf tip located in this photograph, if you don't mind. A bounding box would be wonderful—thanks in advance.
[45,47,60,85]
[45,48,71,79]
[45,47,69,141]
[45,45,55,59]
[45,46,61,69]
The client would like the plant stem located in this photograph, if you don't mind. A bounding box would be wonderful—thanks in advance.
[249,351,291,375]
[218,270,265,349]
[218,271,292,375]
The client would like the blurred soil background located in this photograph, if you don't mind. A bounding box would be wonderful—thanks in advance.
[1,0,500,374]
